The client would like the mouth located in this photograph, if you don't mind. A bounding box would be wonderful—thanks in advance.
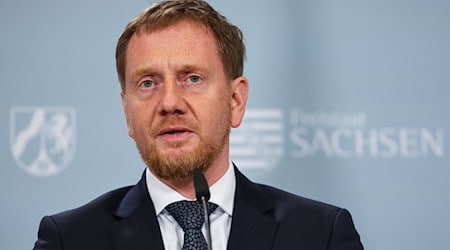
[159,127,192,135]
[157,127,194,140]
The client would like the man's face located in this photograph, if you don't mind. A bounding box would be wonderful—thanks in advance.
[121,20,247,181]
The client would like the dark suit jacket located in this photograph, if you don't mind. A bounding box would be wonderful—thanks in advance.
[33,168,363,250]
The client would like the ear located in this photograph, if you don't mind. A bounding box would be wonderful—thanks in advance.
[121,90,135,138]
[230,76,249,128]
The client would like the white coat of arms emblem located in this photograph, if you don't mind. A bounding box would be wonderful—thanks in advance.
[10,106,76,177]
[230,109,284,170]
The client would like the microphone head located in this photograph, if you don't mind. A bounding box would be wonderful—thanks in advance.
[193,168,210,202]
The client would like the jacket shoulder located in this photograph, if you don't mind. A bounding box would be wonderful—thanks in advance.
[34,186,135,250]
[254,183,363,249]
[257,183,341,215]
[50,185,133,225]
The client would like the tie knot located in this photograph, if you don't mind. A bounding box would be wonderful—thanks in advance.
[165,200,218,231]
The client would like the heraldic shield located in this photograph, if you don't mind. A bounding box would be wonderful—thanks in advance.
[10,107,76,177]
[230,109,284,171]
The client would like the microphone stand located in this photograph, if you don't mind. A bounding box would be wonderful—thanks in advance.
[193,168,213,250]
[200,195,212,250]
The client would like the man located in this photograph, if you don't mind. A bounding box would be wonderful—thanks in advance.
[34,0,363,249]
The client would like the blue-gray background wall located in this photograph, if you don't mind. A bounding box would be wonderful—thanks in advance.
[1,1,449,249]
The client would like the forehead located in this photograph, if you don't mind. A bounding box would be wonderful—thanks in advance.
[126,20,221,68]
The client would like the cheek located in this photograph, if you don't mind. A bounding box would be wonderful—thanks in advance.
[122,103,135,138]
[207,97,232,128]
[126,113,138,139]
[125,103,153,139]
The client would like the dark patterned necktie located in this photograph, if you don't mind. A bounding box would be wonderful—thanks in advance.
[165,200,218,250]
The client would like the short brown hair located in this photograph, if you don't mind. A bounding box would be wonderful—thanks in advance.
[115,0,245,90]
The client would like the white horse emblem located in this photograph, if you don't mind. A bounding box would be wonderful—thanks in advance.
[10,107,76,177]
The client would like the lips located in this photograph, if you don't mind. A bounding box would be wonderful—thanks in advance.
[156,126,195,142]
[158,126,193,136]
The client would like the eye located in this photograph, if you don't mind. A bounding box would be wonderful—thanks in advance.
[186,75,202,84]
[140,79,154,88]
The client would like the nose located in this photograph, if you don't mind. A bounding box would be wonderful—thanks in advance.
[157,78,186,115]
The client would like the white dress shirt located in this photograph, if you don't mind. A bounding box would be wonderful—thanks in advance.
[146,162,236,250]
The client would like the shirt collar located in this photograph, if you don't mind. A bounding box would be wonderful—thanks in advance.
[146,161,235,216]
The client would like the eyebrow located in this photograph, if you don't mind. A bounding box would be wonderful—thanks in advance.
[178,64,206,73]
[132,68,153,79]
[130,64,209,82]
[128,67,157,85]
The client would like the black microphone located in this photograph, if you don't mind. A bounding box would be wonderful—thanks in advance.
[193,168,212,250]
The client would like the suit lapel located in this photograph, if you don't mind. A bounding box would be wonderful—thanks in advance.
[106,167,279,250]
[107,172,164,250]
[227,167,278,250]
